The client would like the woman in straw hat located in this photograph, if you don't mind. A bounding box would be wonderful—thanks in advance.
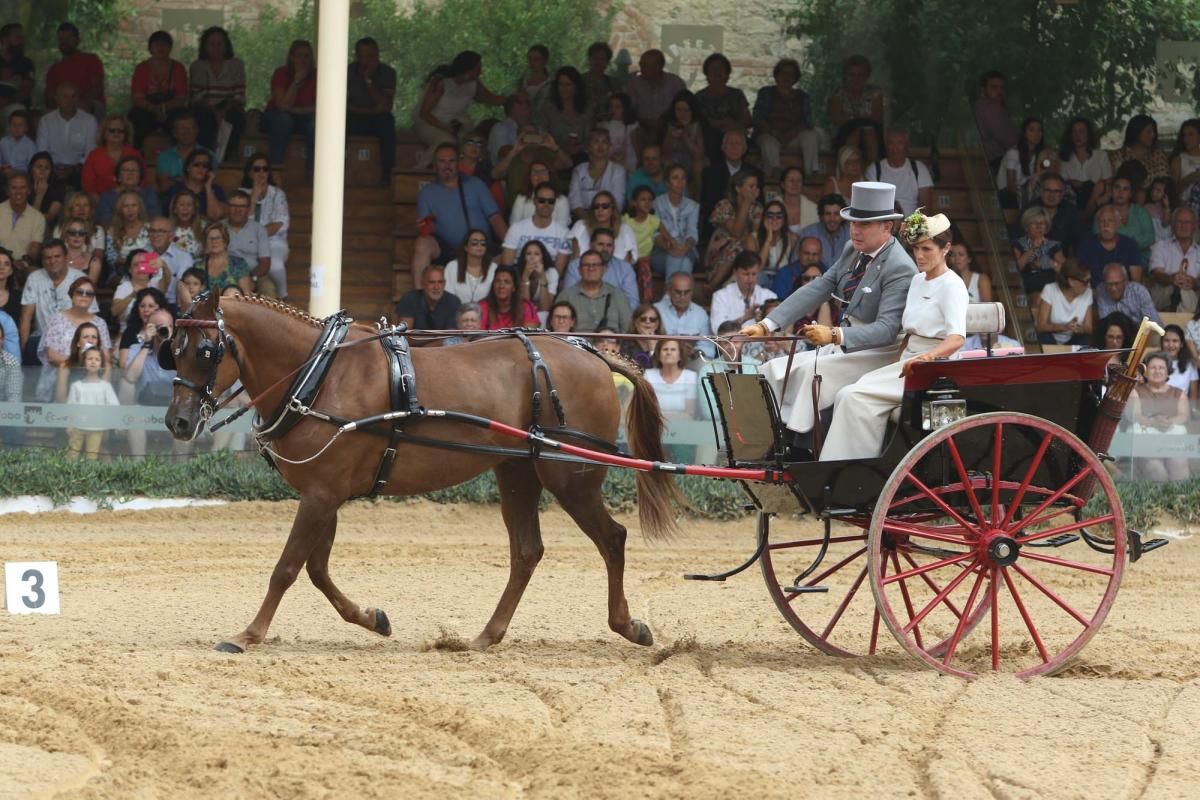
[818,207,969,461]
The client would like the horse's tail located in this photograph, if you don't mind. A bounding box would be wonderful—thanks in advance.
[605,356,686,540]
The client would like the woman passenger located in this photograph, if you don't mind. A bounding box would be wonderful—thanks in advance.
[820,210,968,461]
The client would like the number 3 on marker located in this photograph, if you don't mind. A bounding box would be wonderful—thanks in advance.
[21,569,45,609]
[5,561,60,615]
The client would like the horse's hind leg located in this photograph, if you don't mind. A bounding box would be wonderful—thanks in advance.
[305,514,392,639]
[471,460,545,651]
[546,466,653,647]
[216,493,336,653]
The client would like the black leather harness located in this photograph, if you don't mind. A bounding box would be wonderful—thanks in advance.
[365,325,420,497]
[256,312,353,443]
[237,318,623,494]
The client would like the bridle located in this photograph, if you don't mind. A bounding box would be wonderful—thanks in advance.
[163,292,245,433]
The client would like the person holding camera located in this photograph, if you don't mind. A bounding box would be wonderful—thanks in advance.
[120,306,178,456]
[110,250,173,334]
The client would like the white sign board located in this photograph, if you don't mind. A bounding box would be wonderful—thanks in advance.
[5,561,60,615]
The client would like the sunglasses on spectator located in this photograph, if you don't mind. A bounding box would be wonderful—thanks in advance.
[107,127,125,134]
[149,227,172,234]
[592,202,612,210]
[638,315,659,323]
[464,138,484,146]
[73,289,96,297]
[65,228,88,236]
[251,165,270,173]
[765,212,785,220]
[800,275,819,283]
[535,196,556,205]
[467,238,487,246]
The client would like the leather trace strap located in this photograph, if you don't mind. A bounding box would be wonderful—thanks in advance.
[255,312,353,443]
[366,319,420,498]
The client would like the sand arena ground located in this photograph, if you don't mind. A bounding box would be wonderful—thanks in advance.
[0,499,1198,799]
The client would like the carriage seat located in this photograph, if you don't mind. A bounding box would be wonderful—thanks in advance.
[956,302,1020,359]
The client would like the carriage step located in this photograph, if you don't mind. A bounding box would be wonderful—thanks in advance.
[1140,538,1170,555]
[684,573,728,581]
[1026,533,1080,548]
[821,508,859,520]
[782,585,829,594]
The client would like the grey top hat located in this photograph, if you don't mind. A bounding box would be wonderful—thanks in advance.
[839,181,904,222]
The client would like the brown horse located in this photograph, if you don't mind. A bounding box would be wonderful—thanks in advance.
[163,292,681,653]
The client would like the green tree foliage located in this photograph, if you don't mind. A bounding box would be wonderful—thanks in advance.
[231,0,616,119]
[67,0,140,110]
[785,0,1200,139]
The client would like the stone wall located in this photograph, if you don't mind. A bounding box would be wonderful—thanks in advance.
[123,0,298,49]
[608,0,807,94]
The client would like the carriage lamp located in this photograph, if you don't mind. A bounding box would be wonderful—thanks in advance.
[921,381,966,431]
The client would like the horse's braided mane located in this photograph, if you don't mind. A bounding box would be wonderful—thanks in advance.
[228,293,326,329]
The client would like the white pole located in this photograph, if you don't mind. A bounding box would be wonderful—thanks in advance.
[309,0,349,317]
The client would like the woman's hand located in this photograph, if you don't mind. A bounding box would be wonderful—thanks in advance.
[901,352,934,377]
[736,182,758,207]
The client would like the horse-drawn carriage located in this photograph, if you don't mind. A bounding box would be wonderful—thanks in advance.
[162,293,1167,677]
[694,304,1168,678]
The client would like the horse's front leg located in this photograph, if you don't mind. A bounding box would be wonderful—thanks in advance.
[305,514,392,639]
[215,494,336,653]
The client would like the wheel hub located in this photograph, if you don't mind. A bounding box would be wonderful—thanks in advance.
[985,533,1020,566]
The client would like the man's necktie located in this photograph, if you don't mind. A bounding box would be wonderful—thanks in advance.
[842,252,872,304]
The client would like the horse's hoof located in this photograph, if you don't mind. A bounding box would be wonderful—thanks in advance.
[373,608,392,637]
[632,620,654,647]
[214,641,245,654]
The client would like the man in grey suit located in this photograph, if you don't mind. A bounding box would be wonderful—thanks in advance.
[741,181,916,436]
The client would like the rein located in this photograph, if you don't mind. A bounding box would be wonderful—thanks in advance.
[402,328,809,345]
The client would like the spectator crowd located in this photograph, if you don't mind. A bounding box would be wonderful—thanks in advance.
[976,70,1200,479]
[0,17,1196,473]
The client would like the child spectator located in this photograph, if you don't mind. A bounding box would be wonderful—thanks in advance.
[177,266,208,309]
[0,109,35,174]
[62,343,118,460]
[622,186,660,299]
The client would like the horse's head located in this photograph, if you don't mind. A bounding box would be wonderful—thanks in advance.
[163,290,242,441]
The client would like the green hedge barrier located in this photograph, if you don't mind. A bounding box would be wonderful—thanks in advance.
[0,450,1192,531]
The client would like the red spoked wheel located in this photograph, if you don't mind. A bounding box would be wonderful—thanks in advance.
[867,412,1125,678]
[760,511,988,658]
